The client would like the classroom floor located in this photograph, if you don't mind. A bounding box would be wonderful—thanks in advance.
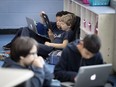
[0,34,55,73]
[0,34,14,66]
[0,34,14,51]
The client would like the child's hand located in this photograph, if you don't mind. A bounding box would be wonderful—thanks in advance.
[45,42,52,46]
[32,56,45,68]
[40,11,45,17]
[74,76,77,82]
[48,29,54,37]
[40,11,46,23]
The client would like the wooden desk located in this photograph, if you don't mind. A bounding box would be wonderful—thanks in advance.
[0,68,34,87]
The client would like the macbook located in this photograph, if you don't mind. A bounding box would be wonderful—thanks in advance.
[61,64,112,87]
[26,17,50,43]
[74,64,112,87]
[26,17,38,34]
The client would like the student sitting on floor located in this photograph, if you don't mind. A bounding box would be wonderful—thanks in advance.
[3,13,76,59]
[37,13,76,58]
[54,34,104,82]
[2,36,52,87]
[2,11,71,50]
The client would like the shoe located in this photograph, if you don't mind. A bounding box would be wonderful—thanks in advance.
[2,43,11,50]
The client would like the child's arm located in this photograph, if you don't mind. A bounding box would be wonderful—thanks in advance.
[45,40,68,49]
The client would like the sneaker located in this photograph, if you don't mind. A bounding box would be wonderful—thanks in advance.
[2,43,11,50]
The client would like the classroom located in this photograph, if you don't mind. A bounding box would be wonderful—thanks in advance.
[0,0,116,87]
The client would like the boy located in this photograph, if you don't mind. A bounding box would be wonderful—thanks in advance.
[54,34,104,82]
[37,13,76,58]
[2,11,70,50]
[2,37,52,87]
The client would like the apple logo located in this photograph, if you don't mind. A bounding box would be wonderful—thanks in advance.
[30,24,33,29]
[90,74,96,80]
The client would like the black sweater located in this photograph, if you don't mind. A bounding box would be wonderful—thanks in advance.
[54,40,103,82]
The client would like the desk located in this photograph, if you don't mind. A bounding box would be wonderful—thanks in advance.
[0,68,34,87]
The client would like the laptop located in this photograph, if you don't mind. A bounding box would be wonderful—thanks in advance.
[61,64,112,87]
[26,17,38,34]
[26,17,50,43]
[74,64,112,87]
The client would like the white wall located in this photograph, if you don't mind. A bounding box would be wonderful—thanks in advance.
[0,0,63,28]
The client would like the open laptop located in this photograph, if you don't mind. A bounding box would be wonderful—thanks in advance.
[61,64,112,87]
[26,17,50,43]
[74,64,112,87]
[26,17,38,34]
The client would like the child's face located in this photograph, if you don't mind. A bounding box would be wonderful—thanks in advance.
[21,45,38,66]
[81,48,95,59]
[56,16,61,29]
[60,21,70,31]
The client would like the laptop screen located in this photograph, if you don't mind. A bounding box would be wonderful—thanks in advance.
[26,17,38,34]
[74,64,112,87]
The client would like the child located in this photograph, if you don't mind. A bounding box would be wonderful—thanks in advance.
[2,11,70,50]
[2,36,52,87]
[38,13,76,58]
[54,34,104,82]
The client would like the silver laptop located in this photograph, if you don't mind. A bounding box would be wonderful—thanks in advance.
[26,17,50,43]
[26,17,38,34]
[74,64,112,87]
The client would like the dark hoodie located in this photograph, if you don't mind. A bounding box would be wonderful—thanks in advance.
[54,40,103,82]
[2,58,52,87]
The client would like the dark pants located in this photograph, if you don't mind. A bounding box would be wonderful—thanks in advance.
[6,27,52,58]
[7,27,30,45]
[38,43,54,58]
